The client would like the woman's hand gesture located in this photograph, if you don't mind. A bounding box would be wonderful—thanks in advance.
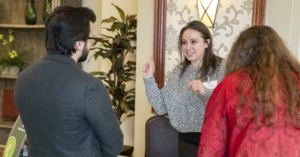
[142,57,155,79]
[188,80,205,95]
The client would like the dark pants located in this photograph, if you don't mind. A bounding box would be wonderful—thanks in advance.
[178,139,198,157]
[178,132,201,157]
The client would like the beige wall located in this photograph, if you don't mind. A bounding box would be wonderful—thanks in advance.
[82,0,138,149]
[81,0,102,72]
[100,0,138,73]
[134,0,155,156]
[81,0,153,155]
[265,0,300,61]
[100,0,138,147]
[82,0,138,73]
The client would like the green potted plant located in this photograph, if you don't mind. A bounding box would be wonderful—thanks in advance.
[0,29,26,75]
[90,3,137,122]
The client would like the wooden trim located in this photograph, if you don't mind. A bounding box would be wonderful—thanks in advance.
[61,0,82,7]
[0,124,13,129]
[252,0,267,25]
[0,24,45,29]
[153,0,167,89]
[0,74,17,79]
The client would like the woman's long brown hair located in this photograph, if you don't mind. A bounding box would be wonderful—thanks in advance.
[225,26,300,128]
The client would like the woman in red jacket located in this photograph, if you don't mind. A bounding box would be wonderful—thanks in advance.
[198,26,300,157]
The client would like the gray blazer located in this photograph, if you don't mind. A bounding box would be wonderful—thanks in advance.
[14,52,123,157]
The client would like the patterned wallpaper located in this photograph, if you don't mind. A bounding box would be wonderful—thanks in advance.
[165,0,253,82]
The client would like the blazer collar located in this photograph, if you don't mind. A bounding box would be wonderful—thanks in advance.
[44,52,77,65]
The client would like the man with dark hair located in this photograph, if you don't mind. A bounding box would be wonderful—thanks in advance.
[14,6,123,157]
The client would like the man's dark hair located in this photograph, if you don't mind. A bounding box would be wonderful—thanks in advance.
[45,6,96,55]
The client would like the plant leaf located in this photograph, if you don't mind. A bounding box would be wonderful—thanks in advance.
[111,3,125,22]
[89,4,137,113]
[111,22,126,32]
[127,15,137,22]
[102,16,118,23]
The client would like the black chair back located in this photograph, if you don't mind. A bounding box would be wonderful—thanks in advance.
[145,115,179,157]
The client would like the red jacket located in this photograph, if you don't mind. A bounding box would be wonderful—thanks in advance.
[198,70,300,157]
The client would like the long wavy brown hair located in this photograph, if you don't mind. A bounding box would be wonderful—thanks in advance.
[225,26,300,128]
[178,21,222,79]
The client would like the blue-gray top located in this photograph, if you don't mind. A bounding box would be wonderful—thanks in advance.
[144,60,225,132]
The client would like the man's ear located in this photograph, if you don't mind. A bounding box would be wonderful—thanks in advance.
[74,41,84,51]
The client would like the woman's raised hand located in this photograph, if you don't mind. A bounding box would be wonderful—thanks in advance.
[142,57,155,79]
